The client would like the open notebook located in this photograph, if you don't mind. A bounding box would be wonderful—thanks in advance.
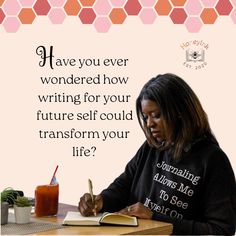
[63,211,138,226]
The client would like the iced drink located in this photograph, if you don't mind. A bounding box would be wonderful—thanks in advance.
[35,184,59,217]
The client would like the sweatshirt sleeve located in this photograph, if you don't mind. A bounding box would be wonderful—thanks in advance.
[100,142,147,212]
[153,148,236,235]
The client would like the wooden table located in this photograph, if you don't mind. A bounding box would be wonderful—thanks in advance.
[32,203,173,235]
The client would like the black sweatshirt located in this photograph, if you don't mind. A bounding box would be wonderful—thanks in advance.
[101,138,236,235]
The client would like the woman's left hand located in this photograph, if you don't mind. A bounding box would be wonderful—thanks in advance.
[118,202,153,219]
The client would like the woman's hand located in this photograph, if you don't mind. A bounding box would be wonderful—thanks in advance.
[78,193,103,216]
[118,202,153,219]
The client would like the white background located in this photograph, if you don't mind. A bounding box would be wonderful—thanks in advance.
[1,17,235,205]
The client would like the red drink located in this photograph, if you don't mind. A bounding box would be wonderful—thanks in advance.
[35,184,59,217]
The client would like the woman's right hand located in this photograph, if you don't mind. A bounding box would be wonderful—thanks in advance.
[78,193,103,216]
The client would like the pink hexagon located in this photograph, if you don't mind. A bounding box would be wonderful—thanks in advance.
[124,0,142,15]
[215,0,233,15]
[3,17,20,32]
[200,0,218,7]
[48,0,66,7]
[19,0,36,6]
[185,17,202,33]
[139,0,157,7]
[33,0,51,15]
[231,0,236,6]
[109,0,126,6]
[48,8,66,24]
[3,0,21,15]
[139,8,157,24]
[185,0,202,15]
[231,9,236,23]
[0,8,5,23]
[94,0,111,15]
[94,16,111,32]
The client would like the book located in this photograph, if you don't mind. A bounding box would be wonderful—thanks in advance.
[62,211,138,226]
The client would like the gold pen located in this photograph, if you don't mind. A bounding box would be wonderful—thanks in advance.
[88,179,96,215]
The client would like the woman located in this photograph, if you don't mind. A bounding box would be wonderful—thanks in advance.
[78,73,236,235]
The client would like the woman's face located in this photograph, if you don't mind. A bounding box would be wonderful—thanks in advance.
[141,99,166,143]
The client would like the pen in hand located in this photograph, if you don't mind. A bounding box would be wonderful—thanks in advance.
[88,179,96,216]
